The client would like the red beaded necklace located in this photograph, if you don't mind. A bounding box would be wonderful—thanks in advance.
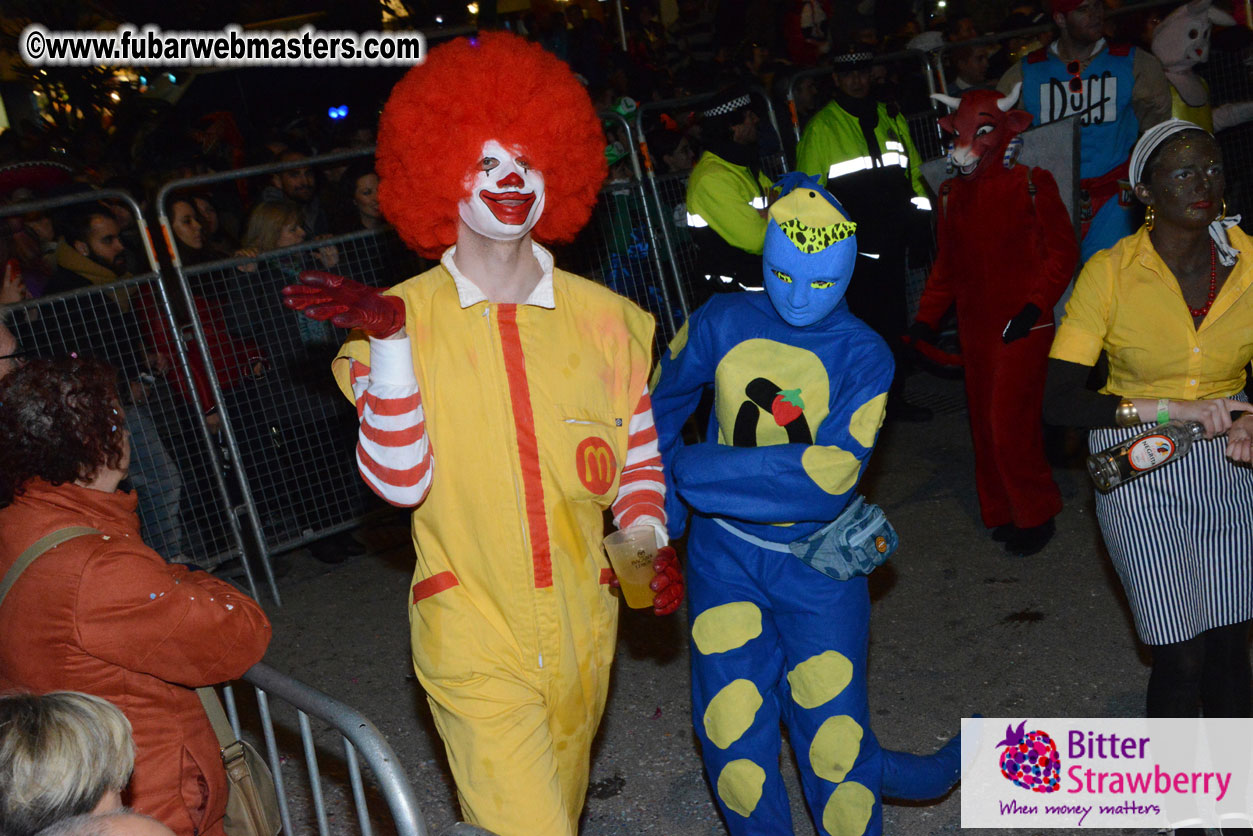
[1188,240,1218,319]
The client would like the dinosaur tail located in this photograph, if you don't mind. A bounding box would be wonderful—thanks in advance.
[880,731,962,801]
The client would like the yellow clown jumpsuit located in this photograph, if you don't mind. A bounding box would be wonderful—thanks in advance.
[333,261,655,836]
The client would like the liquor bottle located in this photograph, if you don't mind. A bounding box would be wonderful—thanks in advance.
[1087,420,1205,492]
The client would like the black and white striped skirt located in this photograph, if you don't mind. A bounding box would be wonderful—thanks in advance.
[1089,424,1253,645]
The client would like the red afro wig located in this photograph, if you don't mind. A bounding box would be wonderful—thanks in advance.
[376,32,608,258]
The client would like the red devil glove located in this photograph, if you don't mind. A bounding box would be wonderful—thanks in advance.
[282,270,406,339]
[649,546,684,616]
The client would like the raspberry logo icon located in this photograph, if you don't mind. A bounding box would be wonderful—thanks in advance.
[996,720,1061,793]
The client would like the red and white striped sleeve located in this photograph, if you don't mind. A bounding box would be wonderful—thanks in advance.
[348,337,432,507]
[612,384,668,546]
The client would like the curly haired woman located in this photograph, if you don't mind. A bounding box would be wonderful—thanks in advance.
[0,356,271,836]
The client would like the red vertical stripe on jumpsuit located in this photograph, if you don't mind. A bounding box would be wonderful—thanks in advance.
[496,304,553,588]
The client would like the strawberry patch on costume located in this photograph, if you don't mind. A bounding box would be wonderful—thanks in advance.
[771,389,805,426]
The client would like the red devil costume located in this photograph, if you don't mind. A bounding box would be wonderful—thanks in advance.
[911,86,1078,555]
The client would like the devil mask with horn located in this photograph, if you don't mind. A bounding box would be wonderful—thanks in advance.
[931,83,1032,177]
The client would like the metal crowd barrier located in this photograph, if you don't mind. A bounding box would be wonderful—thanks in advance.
[638,165,701,323]
[1203,40,1253,218]
[635,85,790,322]
[559,110,682,349]
[0,190,264,600]
[156,150,426,602]
[219,662,495,836]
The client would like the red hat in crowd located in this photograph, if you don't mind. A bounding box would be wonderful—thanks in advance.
[1049,0,1087,17]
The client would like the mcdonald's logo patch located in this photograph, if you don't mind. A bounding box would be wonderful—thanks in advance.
[576,437,616,495]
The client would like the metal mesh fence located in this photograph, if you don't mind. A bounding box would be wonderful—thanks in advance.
[558,176,682,354]
[155,149,434,597]
[1,260,250,579]
[903,105,945,321]
[642,170,704,324]
[555,111,684,351]
[176,248,365,555]
[1,189,281,599]
[906,107,947,165]
[1203,41,1253,218]
[167,220,425,559]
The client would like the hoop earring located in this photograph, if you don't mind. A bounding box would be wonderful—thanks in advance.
[1219,198,1227,221]
[1145,205,1155,231]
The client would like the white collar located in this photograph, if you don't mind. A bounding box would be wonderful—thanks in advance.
[441,242,556,310]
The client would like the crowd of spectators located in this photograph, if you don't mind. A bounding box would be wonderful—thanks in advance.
[0,108,387,569]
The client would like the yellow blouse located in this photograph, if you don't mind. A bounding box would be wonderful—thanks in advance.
[1050,225,1253,400]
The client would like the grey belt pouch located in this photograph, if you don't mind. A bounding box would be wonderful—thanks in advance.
[788,495,898,581]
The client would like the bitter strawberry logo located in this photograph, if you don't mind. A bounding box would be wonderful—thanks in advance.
[997,720,1061,793]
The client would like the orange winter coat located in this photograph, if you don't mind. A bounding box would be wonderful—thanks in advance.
[0,479,272,836]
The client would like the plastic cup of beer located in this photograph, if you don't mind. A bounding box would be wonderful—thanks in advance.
[603,527,657,609]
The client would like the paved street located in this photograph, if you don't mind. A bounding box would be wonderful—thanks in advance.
[257,371,1200,835]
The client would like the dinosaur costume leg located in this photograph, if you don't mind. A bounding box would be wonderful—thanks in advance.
[688,518,794,834]
[687,517,960,836]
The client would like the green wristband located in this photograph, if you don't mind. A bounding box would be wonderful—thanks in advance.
[1157,398,1170,425]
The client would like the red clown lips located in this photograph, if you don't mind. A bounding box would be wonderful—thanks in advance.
[479,189,537,225]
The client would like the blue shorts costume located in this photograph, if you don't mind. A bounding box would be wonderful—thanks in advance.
[651,176,960,835]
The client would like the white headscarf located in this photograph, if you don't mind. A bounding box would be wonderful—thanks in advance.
[1129,118,1241,267]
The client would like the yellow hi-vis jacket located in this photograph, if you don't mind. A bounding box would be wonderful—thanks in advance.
[796,99,929,202]
[684,151,775,254]
[332,260,655,836]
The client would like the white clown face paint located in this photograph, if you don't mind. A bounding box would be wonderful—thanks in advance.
[458,139,546,241]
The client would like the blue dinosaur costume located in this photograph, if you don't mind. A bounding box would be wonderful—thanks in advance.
[651,174,960,836]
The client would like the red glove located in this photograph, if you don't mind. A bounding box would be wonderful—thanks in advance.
[606,544,684,615]
[2,259,24,306]
[282,270,406,339]
[649,546,684,616]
